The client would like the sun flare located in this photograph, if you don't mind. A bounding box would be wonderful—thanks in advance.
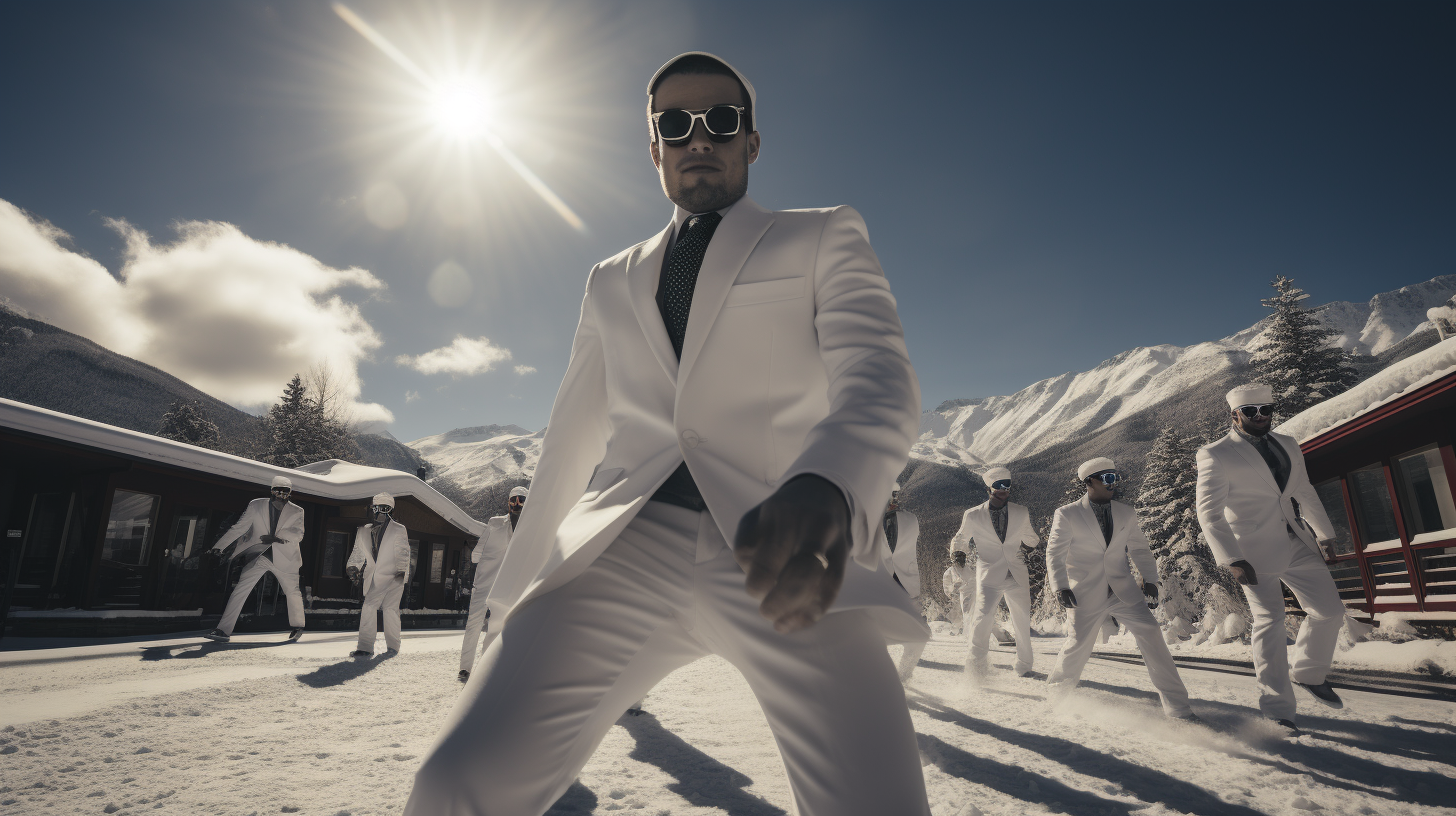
[429,80,492,139]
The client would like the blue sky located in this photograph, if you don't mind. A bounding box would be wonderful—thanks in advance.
[1,1,1451,442]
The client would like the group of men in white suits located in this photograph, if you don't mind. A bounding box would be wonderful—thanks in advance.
[201,480,417,658]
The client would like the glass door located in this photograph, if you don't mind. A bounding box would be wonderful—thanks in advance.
[98,490,159,608]
[14,493,73,609]
[157,507,212,611]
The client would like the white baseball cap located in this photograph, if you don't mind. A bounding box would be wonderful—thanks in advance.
[508,486,529,499]
[1226,383,1274,409]
[647,52,758,128]
[371,492,394,509]
[982,467,1011,488]
[1077,457,1116,481]
[270,475,292,490]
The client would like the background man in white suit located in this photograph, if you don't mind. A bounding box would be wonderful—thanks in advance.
[879,483,925,682]
[951,466,1040,679]
[346,492,410,657]
[1196,383,1345,733]
[1046,458,1197,720]
[457,485,525,681]
[204,475,305,643]
[406,53,929,816]
[943,550,975,635]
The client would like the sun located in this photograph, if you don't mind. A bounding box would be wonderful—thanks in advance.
[429,79,492,139]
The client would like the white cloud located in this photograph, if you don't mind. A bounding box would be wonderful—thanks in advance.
[513,364,537,375]
[405,390,421,403]
[0,199,394,423]
[396,335,513,377]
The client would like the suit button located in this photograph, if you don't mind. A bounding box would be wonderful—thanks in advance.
[681,430,701,449]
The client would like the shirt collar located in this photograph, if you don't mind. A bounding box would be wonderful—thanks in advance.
[672,199,738,233]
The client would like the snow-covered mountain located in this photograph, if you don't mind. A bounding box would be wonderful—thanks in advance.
[408,424,544,492]
[914,275,1456,473]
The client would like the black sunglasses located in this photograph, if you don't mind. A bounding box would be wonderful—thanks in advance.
[651,105,745,145]
[271,487,291,495]
[1237,404,1275,419]
[990,480,1012,491]
[508,496,525,504]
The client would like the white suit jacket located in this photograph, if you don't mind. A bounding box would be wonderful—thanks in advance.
[1195,428,1334,570]
[485,197,925,643]
[943,564,974,600]
[1046,496,1157,606]
[215,498,305,575]
[876,510,921,598]
[346,519,411,595]
[470,515,513,594]
[949,501,1039,587]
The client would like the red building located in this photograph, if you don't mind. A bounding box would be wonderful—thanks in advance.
[1284,339,1456,624]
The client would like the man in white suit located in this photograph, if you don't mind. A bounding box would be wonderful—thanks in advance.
[943,550,975,635]
[458,486,526,681]
[204,475,305,643]
[347,492,411,657]
[406,53,928,816]
[951,467,1040,679]
[1046,458,1197,720]
[1196,383,1345,732]
[880,483,925,682]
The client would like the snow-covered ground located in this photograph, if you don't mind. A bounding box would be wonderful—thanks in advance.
[2,628,1453,816]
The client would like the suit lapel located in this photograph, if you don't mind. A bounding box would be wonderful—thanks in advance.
[1228,430,1280,494]
[1076,496,1104,548]
[677,198,775,385]
[626,223,679,385]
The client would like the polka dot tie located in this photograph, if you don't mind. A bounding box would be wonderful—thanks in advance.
[659,211,722,359]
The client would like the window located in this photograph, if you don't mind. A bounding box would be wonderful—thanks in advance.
[1313,480,1356,557]
[321,530,351,578]
[429,542,444,583]
[102,490,159,566]
[1347,465,1400,550]
[1392,447,1456,542]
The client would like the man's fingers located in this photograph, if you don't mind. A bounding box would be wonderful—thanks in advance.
[757,552,824,622]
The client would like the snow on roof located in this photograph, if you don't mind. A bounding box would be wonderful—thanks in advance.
[1277,337,1456,444]
[0,397,486,537]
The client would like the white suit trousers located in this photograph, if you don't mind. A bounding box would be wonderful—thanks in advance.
[1047,587,1192,717]
[896,602,927,681]
[406,501,930,816]
[217,556,303,636]
[1242,533,1345,720]
[358,575,405,653]
[459,586,490,672]
[968,569,1033,675]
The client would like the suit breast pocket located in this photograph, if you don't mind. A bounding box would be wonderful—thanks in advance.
[579,467,624,503]
[723,276,806,308]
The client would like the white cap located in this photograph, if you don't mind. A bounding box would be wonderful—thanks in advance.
[892,482,901,492]
[647,52,758,128]
[508,486,529,499]
[1226,383,1274,409]
[270,475,292,490]
[1078,457,1116,481]
[982,467,1011,488]
[371,492,394,509]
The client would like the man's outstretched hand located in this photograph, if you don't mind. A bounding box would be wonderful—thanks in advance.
[734,474,850,634]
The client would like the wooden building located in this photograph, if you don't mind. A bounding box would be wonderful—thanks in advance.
[1282,338,1456,625]
[0,398,488,638]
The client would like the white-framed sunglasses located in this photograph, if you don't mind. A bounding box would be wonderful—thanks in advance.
[1236,403,1275,419]
[651,105,746,145]
[1091,471,1119,486]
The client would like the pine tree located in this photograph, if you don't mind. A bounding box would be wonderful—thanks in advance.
[1031,476,1086,633]
[261,374,360,468]
[1135,427,1189,558]
[157,399,220,449]
[1250,276,1359,419]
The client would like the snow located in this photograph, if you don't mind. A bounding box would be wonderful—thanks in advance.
[408,424,543,493]
[8,609,202,619]
[2,629,1453,815]
[1276,337,1456,444]
[1410,531,1456,546]
[0,397,485,538]
[915,276,1456,474]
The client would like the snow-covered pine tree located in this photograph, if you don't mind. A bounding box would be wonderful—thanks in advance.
[157,399,220,450]
[1134,426,1187,559]
[262,375,360,468]
[1250,276,1359,419]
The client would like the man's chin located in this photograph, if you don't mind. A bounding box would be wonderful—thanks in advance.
[670,177,746,213]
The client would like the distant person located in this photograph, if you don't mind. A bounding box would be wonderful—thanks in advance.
[405,52,928,816]
[950,467,1039,680]
[879,483,925,682]
[1045,458,1197,721]
[1196,384,1345,735]
[458,486,526,681]
[204,475,305,643]
[943,550,975,636]
[347,492,410,657]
